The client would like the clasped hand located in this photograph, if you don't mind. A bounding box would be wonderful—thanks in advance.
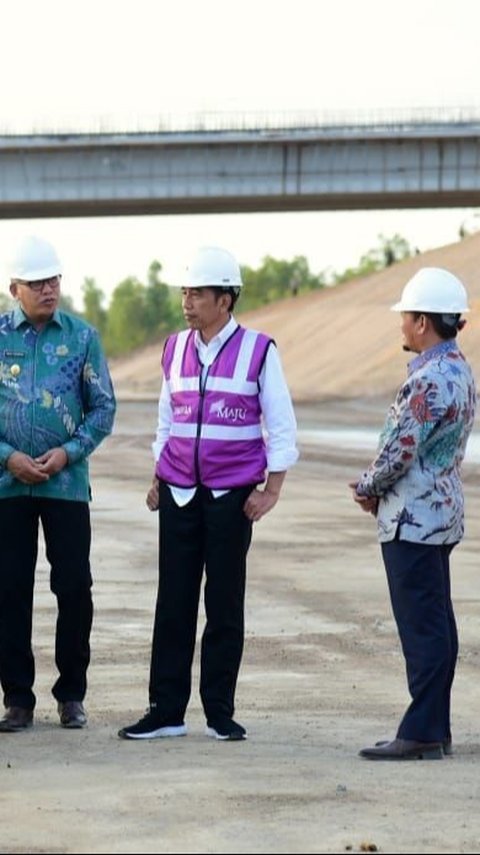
[348,481,378,516]
[7,448,68,484]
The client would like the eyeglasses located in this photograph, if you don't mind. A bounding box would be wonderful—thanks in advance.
[18,276,61,293]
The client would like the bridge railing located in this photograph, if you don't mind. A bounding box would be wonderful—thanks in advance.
[1,105,480,137]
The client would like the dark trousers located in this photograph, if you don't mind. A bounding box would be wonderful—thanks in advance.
[0,497,92,710]
[381,539,457,743]
[149,482,254,721]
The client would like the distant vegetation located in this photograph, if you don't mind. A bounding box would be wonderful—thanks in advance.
[0,233,416,356]
[332,233,415,283]
[86,233,418,356]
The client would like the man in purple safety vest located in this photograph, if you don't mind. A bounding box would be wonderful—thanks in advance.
[119,246,298,742]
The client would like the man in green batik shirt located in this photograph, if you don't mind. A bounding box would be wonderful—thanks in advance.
[0,235,116,734]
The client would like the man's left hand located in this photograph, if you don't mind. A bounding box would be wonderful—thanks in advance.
[348,481,378,515]
[243,487,279,522]
[35,448,69,476]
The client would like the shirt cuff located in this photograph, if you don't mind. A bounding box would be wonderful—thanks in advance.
[0,443,16,467]
[62,440,84,464]
[266,449,299,471]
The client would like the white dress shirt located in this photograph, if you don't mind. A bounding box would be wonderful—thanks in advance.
[152,316,299,505]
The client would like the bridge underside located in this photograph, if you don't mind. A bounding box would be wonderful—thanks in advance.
[1,190,480,219]
[1,127,480,218]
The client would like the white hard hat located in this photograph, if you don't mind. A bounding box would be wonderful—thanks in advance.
[185,246,243,288]
[391,267,469,314]
[8,235,62,282]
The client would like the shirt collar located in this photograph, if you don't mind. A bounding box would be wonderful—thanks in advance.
[408,339,458,376]
[194,315,238,350]
[12,305,63,330]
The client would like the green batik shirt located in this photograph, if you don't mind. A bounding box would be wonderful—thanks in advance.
[0,306,116,502]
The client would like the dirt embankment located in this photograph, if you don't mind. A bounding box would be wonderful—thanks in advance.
[111,232,480,402]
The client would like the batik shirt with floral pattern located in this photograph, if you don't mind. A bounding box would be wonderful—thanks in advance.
[356,340,476,544]
[0,307,116,502]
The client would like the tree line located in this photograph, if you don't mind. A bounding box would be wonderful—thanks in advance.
[0,234,415,357]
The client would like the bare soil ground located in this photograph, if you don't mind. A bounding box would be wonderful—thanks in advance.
[1,399,480,855]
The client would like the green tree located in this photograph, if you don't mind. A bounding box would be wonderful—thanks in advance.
[335,233,414,283]
[82,277,107,336]
[239,255,325,311]
[104,277,149,356]
[144,261,178,338]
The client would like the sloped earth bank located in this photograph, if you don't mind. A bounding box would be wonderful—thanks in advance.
[1,399,480,855]
[110,231,480,404]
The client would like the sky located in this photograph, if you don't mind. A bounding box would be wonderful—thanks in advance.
[1,0,480,308]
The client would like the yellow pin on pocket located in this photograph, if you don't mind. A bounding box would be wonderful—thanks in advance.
[10,364,21,377]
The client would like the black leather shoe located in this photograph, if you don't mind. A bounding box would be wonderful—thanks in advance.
[375,737,452,756]
[360,737,443,760]
[0,706,33,733]
[58,701,87,729]
[359,739,443,760]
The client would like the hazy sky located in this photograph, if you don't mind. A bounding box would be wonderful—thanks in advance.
[1,0,480,306]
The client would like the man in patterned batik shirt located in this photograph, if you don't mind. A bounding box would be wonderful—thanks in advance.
[350,267,476,761]
[0,236,115,734]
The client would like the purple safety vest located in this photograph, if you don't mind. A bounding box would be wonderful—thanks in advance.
[156,325,273,488]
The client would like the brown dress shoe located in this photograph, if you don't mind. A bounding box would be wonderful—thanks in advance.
[0,706,34,733]
[58,701,87,729]
[375,737,452,756]
[360,737,443,760]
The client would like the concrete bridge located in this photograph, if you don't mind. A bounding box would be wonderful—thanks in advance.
[1,114,480,218]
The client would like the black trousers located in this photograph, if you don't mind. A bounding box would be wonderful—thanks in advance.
[381,539,457,743]
[0,497,92,710]
[149,482,254,721]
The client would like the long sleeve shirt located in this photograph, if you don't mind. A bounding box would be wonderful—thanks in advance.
[152,316,299,505]
[356,340,476,545]
[0,306,116,502]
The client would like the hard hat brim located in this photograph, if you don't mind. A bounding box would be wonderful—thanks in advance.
[12,264,62,281]
[391,302,469,313]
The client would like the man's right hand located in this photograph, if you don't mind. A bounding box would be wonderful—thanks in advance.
[146,477,160,511]
[7,451,50,484]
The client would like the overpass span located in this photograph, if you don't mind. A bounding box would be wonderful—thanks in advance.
[1,119,480,218]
